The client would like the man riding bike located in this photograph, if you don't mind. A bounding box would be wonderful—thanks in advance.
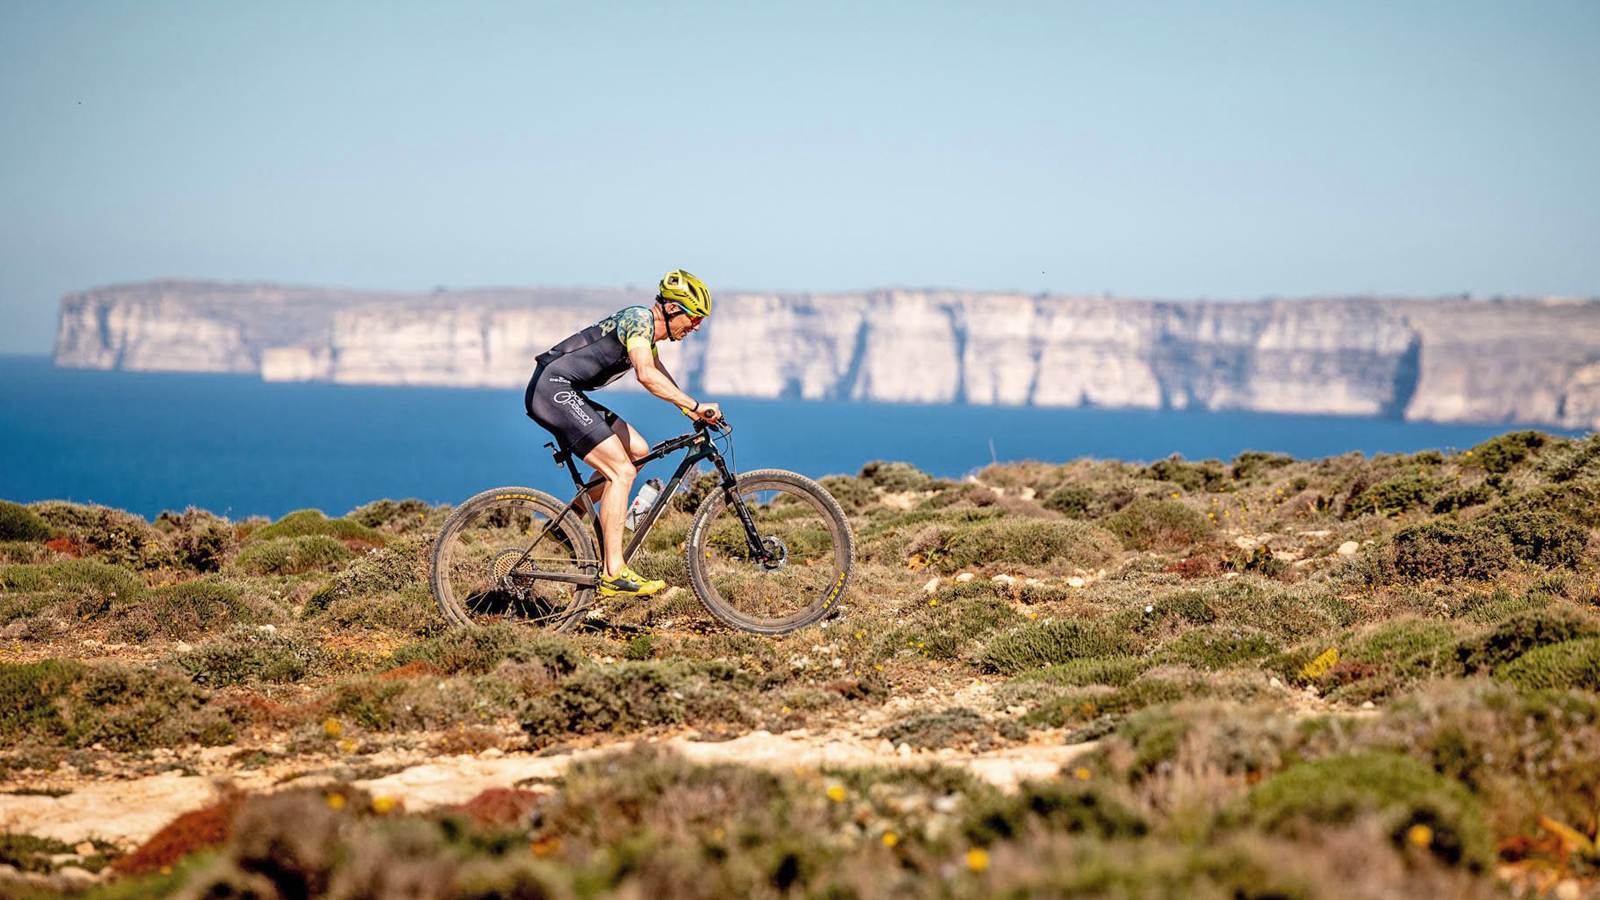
[523,269,722,598]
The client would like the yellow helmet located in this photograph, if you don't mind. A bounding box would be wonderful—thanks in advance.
[657,269,712,318]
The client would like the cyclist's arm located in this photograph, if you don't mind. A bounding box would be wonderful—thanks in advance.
[628,345,697,409]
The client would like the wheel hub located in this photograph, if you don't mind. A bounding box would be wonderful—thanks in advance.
[757,535,788,571]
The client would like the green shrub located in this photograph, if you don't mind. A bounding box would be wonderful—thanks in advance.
[882,583,1024,660]
[1496,480,1600,528]
[1042,485,1095,516]
[1348,471,1440,517]
[1467,430,1548,474]
[915,518,1121,574]
[1009,656,1147,688]
[0,659,230,750]
[1154,627,1278,670]
[1540,433,1600,483]
[173,628,325,687]
[962,781,1147,846]
[305,537,437,634]
[857,460,935,493]
[245,509,387,547]
[1495,638,1600,691]
[389,623,583,676]
[346,498,436,532]
[1230,451,1295,480]
[877,707,1020,752]
[979,618,1141,674]
[28,502,175,570]
[1480,510,1588,569]
[0,559,143,606]
[817,475,875,512]
[521,660,754,744]
[112,577,267,641]
[1432,483,1494,514]
[154,508,235,572]
[1100,499,1211,552]
[1238,751,1493,871]
[1388,521,1513,581]
[1144,456,1227,492]
[232,535,356,575]
[0,501,52,542]
[1449,605,1600,674]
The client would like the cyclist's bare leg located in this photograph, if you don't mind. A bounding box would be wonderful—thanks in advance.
[581,433,639,578]
[584,420,650,508]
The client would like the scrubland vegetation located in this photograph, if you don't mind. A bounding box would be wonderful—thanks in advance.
[2,429,1599,897]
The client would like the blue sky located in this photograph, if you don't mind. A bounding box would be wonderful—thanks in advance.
[2,0,1597,353]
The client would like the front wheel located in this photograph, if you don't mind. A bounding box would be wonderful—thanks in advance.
[685,469,854,635]
[430,487,599,632]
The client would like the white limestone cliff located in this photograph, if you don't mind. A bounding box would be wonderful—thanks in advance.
[53,281,1600,429]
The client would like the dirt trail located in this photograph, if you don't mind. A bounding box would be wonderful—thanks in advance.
[0,730,1096,848]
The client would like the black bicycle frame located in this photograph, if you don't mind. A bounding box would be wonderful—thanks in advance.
[514,422,769,588]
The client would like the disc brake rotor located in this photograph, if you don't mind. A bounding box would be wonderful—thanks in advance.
[758,535,788,571]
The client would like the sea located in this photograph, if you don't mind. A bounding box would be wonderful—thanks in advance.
[1,355,1587,521]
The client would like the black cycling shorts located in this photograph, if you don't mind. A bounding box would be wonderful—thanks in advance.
[524,365,621,459]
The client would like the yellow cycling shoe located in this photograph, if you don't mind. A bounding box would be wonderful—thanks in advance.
[598,565,667,597]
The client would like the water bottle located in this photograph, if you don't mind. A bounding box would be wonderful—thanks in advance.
[626,478,663,529]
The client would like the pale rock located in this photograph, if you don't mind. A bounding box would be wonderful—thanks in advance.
[56,866,97,885]
[922,577,940,594]
[954,573,975,583]
[174,642,193,653]
[256,624,277,634]
[1337,541,1360,556]
[896,742,912,758]
[992,574,1017,586]
[73,842,95,856]
[1066,576,1086,588]
[479,747,504,759]
[53,282,1600,430]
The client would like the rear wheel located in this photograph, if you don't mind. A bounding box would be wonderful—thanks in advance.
[684,469,854,635]
[430,487,599,631]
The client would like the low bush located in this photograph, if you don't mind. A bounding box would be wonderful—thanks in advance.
[1448,605,1600,674]
[0,501,52,542]
[1230,451,1294,480]
[231,534,356,576]
[154,508,235,572]
[961,780,1148,846]
[881,583,1023,661]
[817,475,876,512]
[1496,479,1600,528]
[1348,471,1441,517]
[173,627,326,687]
[912,518,1122,574]
[1432,483,1494,514]
[1467,430,1548,474]
[1100,499,1211,552]
[1479,510,1588,569]
[0,558,143,606]
[1495,638,1600,690]
[347,498,436,533]
[305,537,437,635]
[521,660,755,744]
[1006,656,1147,688]
[1144,456,1227,493]
[1237,751,1494,871]
[979,618,1141,674]
[1154,627,1278,670]
[244,509,387,548]
[1041,484,1096,516]
[1387,521,1514,581]
[877,707,1022,752]
[859,460,936,493]
[0,659,231,750]
[29,501,175,570]
[112,577,271,641]
[388,623,583,677]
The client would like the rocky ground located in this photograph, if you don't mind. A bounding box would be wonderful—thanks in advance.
[2,429,1599,898]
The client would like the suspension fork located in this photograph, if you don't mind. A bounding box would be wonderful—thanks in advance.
[710,449,772,562]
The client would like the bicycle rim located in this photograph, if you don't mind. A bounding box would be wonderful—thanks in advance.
[688,473,851,633]
[434,493,597,630]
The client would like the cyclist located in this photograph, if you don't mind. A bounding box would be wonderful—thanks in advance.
[524,269,722,598]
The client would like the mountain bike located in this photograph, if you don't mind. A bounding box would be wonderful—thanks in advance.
[429,416,854,635]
